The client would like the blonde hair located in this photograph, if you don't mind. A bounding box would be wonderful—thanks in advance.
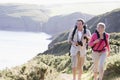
[97,22,106,29]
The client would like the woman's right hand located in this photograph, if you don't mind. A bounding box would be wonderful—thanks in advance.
[93,39,100,44]
[107,51,110,57]
[72,41,78,46]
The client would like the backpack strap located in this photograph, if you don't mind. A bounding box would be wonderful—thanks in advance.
[92,31,107,52]
[71,25,87,41]
[95,30,100,38]
[96,32,107,50]
[69,26,77,56]
[91,30,100,49]
[83,25,87,34]
[71,25,77,41]
[103,32,107,46]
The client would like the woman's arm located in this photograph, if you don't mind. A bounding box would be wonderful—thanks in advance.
[85,29,92,40]
[68,29,73,44]
[68,29,78,46]
[106,34,110,56]
[88,33,96,47]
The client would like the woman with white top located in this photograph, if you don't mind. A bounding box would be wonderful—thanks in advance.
[68,19,91,80]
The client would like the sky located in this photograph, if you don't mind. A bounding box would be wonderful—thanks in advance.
[0,0,120,16]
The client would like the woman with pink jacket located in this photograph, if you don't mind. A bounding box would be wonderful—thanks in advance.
[89,22,110,80]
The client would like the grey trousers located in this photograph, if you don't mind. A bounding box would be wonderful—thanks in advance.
[92,51,107,75]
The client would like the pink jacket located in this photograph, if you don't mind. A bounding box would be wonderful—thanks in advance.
[89,33,110,52]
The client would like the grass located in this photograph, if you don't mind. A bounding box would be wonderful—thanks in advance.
[0,32,120,80]
[0,57,61,80]
[0,53,120,80]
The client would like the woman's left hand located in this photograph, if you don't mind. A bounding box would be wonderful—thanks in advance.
[107,52,110,57]
[84,34,91,40]
[84,34,88,38]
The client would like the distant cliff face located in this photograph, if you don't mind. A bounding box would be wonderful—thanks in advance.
[0,4,49,32]
[87,8,120,33]
[0,4,93,35]
[1,4,120,35]
[43,12,93,35]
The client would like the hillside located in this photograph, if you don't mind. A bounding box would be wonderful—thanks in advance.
[48,31,70,49]
[0,56,61,80]
[45,8,120,50]
[0,4,49,32]
[0,4,93,35]
[42,32,120,56]
[1,40,120,80]
[43,12,93,35]
[40,32,120,80]
[0,7,120,80]
[87,8,120,33]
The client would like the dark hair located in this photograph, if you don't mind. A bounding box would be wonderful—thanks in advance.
[71,19,86,41]
[77,19,85,25]
[83,25,87,34]
[77,19,87,33]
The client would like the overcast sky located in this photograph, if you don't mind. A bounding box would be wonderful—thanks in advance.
[0,0,120,5]
[0,0,120,16]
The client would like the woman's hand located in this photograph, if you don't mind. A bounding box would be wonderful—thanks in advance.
[71,41,78,46]
[93,39,100,44]
[107,52,110,57]
[84,34,91,41]
[84,34,88,37]
[84,34,89,39]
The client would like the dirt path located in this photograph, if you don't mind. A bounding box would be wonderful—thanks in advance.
[59,72,93,80]
[59,73,73,80]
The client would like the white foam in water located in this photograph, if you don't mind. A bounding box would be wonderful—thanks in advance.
[0,31,51,70]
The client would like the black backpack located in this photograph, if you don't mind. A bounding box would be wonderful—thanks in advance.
[91,30,107,52]
[68,25,87,56]
[71,25,87,41]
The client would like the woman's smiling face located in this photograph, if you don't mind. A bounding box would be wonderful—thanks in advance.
[97,23,106,34]
[76,21,84,30]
